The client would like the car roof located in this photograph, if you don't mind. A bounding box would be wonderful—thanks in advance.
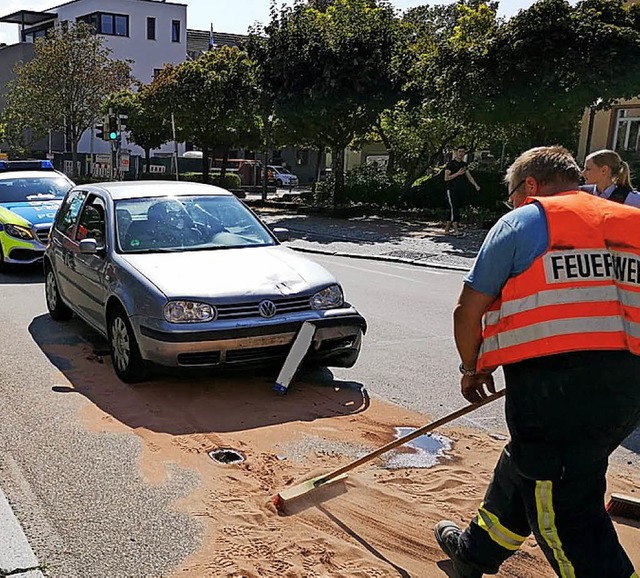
[81,180,235,201]
[0,170,70,181]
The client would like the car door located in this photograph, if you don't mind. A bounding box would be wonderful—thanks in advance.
[50,189,87,305]
[70,194,109,331]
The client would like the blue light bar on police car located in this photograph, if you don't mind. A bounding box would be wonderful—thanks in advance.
[0,159,55,171]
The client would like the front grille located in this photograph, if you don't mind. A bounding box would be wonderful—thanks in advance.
[8,248,43,262]
[177,351,221,366]
[225,344,291,364]
[215,296,312,320]
[35,227,51,244]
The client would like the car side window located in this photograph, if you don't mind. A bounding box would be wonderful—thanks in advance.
[54,190,87,239]
[75,195,106,246]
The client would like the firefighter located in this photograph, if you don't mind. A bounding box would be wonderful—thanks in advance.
[435,146,640,578]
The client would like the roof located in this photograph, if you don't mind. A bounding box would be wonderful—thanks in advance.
[85,180,233,201]
[0,10,57,25]
[186,29,248,56]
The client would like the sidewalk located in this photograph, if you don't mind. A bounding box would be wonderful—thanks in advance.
[255,207,487,271]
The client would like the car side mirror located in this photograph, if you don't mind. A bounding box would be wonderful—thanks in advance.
[79,238,100,254]
[272,227,290,242]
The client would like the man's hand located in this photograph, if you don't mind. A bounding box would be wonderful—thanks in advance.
[475,184,481,192]
[461,372,495,403]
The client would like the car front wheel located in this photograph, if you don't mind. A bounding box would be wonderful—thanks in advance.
[45,266,72,321]
[276,179,283,187]
[108,307,147,383]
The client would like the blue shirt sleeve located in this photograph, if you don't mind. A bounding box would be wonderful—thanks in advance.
[464,202,549,297]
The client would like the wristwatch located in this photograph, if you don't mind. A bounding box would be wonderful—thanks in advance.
[459,362,476,377]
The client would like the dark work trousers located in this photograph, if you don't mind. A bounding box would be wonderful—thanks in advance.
[458,350,640,577]
[446,189,462,223]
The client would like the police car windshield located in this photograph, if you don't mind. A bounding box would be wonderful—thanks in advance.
[0,176,71,203]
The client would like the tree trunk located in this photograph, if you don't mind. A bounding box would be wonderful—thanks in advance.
[312,144,324,195]
[331,145,346,208]
[202,145,210,183]
[71,136,79,179]
[220,148,229,179]
[374,120,395,177]
[144,148,151,175]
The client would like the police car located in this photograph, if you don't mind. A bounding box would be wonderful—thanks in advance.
[0,160,74,269]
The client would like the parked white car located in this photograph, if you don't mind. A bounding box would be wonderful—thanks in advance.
[268,166,299,188]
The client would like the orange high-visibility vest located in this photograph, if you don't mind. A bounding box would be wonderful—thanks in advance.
[477,191,640,373]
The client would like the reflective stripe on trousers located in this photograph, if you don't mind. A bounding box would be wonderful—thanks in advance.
[477,503,527,551]
[535,481,576,578]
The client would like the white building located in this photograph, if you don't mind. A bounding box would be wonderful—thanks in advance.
[0,0,188,159]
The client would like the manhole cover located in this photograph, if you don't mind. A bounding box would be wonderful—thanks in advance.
[208,448,246,464]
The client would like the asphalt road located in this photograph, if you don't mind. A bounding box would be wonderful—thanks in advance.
[0,254,637,577]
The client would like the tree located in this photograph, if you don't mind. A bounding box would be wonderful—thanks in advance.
[105,87,172,173]
[252,0,400,206]
[146,47,262,183]
[444,0,640,147]
[2,22,132,176]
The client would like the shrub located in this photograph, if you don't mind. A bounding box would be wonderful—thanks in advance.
[210,173,241,190]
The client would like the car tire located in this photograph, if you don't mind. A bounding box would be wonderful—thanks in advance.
[108,306,147,383]
[276,179,283,188]
[45,265,73,321]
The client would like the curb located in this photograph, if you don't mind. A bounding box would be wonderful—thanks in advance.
[0,489,44,578]
[288,245,472,272]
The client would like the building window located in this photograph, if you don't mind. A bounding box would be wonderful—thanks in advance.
[147,17,156,40]
[613,108,640,153]
[77,12,129,37]
[171,20,181,43]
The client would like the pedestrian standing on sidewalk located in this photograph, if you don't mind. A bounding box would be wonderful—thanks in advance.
[435,145,640,578]
[581,149,640,208]
[443,146,481,238]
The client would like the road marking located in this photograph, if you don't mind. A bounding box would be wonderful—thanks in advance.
[321,259,450,282]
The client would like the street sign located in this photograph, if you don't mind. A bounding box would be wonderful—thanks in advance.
[119,153,130,172]
[95,153,112,165]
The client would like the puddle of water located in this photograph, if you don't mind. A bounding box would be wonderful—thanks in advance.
[383,427,453,469]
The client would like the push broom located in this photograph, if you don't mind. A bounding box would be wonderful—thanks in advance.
[273,389,506,513]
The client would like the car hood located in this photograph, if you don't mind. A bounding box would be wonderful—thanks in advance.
[0,200,61,226]
[120,245,337,299]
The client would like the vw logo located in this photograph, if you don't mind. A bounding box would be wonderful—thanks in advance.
[258,300,277,318]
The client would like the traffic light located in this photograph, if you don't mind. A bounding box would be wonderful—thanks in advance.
[108,116,118,141]
[95,121,105,140]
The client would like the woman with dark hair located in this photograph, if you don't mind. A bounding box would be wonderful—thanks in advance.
[582,149,640,207]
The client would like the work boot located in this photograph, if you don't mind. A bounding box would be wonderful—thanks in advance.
[434,521,483,578]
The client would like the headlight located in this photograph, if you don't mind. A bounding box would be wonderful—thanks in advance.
[5,223,36,241]
[163,301,216,323]
[310,284,344,310]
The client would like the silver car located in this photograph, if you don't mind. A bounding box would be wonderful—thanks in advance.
[44,181,366,382]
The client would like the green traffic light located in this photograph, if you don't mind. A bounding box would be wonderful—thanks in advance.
[109,131,118,140]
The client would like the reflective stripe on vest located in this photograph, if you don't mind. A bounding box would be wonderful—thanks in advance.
[477,192,640,372]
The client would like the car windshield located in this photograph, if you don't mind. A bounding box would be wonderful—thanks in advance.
[116,195,277,253]
[273,167,291,174]
[0,176,72,203]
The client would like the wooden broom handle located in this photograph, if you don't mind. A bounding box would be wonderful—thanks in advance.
[315,389,506,486]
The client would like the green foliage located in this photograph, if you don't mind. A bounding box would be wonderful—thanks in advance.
[448,0,640,146]
[180,172,242,189]
[251,0,401,205]
[1,22,132,174]
[317,163,403,207]
[146,46,261,163]
[104,88,171,157]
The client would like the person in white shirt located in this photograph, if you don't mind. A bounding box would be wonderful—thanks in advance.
[581,149,640,208]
